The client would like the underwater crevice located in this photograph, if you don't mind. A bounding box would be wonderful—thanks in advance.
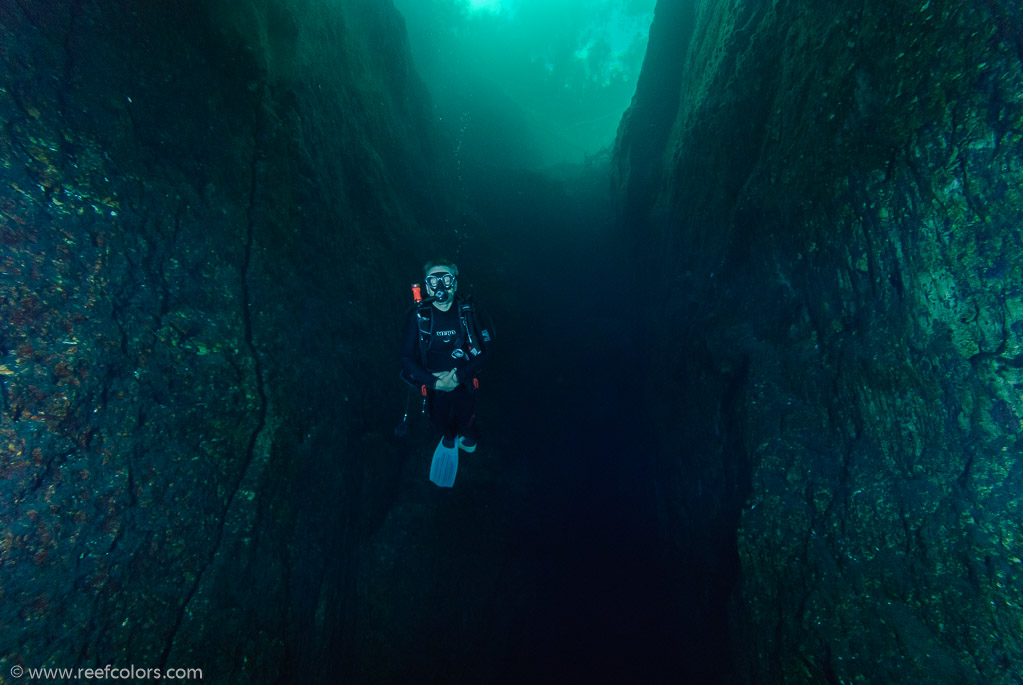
[157,83,272,672]
[73,514,137,670]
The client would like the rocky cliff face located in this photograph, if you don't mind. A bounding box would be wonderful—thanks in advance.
[0,1,447,681]
[616,0,1023,681]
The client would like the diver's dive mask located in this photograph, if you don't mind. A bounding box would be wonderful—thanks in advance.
[425,273,455,289]
[426,272,455,302]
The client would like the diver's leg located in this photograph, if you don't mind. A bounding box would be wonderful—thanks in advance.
[428,389,458,446]
[452,384,478,445]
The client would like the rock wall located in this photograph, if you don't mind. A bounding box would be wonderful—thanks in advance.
[0,1,447,681]
[617,0,1023,682]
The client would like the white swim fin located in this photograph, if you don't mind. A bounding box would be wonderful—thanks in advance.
[429,437,459,487]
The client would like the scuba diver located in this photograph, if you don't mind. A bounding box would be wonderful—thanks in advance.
[399,259,492,487]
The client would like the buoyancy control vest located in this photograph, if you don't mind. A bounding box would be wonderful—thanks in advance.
[400,295,491,392]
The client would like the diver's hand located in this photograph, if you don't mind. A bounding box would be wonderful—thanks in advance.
[433,369,459,392]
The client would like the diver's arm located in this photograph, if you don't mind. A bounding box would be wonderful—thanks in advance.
[456,305,492,382]
[458,345,488,382]
[399,311,437,389]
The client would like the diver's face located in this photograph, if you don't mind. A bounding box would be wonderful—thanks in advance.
[424,267,456,299]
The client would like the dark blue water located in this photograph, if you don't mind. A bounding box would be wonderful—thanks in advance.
[366,165,730,684]
[460,166,728,683]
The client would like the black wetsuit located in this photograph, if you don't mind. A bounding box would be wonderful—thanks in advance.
[400,296,490,442]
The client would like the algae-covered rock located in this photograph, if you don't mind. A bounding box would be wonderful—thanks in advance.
[0,1,448,682]
[617,0,1023,681]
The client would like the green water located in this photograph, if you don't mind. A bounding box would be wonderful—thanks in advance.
[392,0,656,169]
